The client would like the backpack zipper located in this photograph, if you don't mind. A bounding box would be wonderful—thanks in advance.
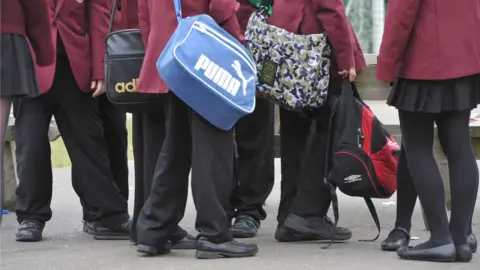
[357,128,365,148]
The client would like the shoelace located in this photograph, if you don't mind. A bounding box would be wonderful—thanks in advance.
[237,218,259,229]
[20,221,42,230]
[324,216,334,226]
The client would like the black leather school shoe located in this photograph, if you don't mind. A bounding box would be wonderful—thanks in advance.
[467,233,477,253]
[381,228,410,251]
[455,244,473,262]
[15,220,45,242]
[454,233,477,262]
[137,242,172,256]
[397,243,456,262]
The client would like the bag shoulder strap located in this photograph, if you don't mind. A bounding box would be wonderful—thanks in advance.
[248,0,273,15]
[361,197,381,242]
[108,0,119,34]
[174,0,183,23]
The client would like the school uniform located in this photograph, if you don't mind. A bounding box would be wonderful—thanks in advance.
[111,0,196,248]
[228,1,275,238]
[14,0,130,242]
[80,93,129,234]
[377,0,480,261]
[79,1,130,233]
[88,0,130,202]
[135,0,258,258]
[247,0,367,241]
[0,0,54,98]
[97,95,128,199]
[0,0,54,225]
[95,0,130,201]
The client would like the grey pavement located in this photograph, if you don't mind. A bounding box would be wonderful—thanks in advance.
[0,160,478,270]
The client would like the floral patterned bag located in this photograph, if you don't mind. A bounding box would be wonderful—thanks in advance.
[244,10,332,111]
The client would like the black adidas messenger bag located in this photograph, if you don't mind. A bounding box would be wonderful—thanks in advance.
[104,0,164,112]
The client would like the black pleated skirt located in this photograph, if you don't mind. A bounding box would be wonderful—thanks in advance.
[387,74,480,113]
[0,34,41,97]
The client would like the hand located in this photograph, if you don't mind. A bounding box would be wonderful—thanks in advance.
[338,68,357,82]
[91,80,105,97]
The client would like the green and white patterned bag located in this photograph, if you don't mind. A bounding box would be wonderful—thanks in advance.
[245,9,332,111]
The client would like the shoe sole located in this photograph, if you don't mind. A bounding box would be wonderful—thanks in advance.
[324,233,352,241]
[137,245,171,256]
[16,237,42,242]
[284,217,333,240]
[382,246,401,252]
[275,236,313,242]
[94,233,130,240]
[276,234,351,243]
[231,231,256,239]
[399,256,456,263]
[196,249,258,259]
[172,242,197,250]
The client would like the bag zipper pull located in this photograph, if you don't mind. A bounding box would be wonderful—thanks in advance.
[357,128,364,148]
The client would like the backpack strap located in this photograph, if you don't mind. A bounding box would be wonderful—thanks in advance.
[322,96,340,249]
[360,197,381,242]
[323,180,338,249]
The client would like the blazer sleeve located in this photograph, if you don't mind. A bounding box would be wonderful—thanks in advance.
[138,0,150,48]
[350,23,367,71]
[376,0,421,82]
[237,0,256,33]
[209,0,244,42]
[18,0,54,67]
[312,0,354,71]
[87,0,112,81]
[113,0,122,31]
[119,0,139,29]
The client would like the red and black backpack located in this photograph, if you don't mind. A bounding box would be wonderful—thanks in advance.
[325,81,400,241]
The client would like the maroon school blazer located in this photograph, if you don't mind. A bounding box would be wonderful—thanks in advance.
[0,0,54,67]
[136,0,243,95]
[376,0,480,82]
[114,0,139,30]
[236,0,366,73]
[32,0,112,93]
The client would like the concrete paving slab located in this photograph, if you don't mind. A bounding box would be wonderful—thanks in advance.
[0,160,478,270]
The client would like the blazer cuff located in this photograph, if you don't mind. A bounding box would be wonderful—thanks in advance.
[335,53,355,72]
[376,56,397,83]
[210,1,239,24]
[92,67,105,81]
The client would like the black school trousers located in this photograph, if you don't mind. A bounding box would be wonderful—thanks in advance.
[14,55,128,227]
[130,103,188,243]
[233,97,275,221]
[98,95,129,200]
[80,95,129,221]
[277,79,341,225]
[136,92,235,247]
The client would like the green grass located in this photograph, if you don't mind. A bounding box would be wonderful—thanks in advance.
[50,120,134,168]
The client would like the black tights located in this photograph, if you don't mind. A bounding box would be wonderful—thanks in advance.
[397,110,478,247]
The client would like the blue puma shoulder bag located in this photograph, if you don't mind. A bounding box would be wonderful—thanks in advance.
[157,0,257,131]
